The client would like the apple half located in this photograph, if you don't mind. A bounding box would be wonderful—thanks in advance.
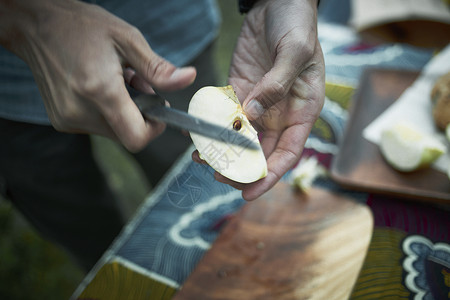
[380,122,446,172]
[188,85,267,183]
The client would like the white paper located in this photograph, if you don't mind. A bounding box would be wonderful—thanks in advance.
[363,44,450,173]
[351,0,450,31]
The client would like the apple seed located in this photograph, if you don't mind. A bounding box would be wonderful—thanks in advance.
[233,119,242,131]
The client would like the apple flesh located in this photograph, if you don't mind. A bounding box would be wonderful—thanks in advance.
[380,122,446,172]
[188,85,267,183]
[446,124,450,180]
[446,124,450,142]
[290,156,327,193]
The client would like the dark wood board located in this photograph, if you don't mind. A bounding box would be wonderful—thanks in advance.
[173,184,373,300]
[330,68,450,203]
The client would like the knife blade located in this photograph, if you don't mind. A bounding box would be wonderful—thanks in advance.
[133,93,260,150]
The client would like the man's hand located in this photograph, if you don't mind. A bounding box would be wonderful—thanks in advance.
[217,0,325,200]
[0,0,196,152]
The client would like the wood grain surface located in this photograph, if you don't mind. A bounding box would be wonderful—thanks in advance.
[331,69,450,202]
[173,184,373,300]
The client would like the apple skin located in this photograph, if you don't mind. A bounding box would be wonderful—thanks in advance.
[380,122,446,172]
[188,86,267,183]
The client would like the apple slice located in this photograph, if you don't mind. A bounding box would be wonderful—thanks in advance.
[290,156,327,193]
[188,85,267,183]
[380,121,446,172]
[446,124,450,142]
[446,125,450,180]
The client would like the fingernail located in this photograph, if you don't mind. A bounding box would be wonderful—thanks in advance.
[170,67,195,81]
[140,81,154,94]
[245,99,265,119]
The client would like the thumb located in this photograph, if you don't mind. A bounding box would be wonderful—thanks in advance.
[243,55,304,120]
[117,29,196,91]
[242,41,312,120]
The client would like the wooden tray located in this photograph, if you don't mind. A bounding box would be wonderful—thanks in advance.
[173,184,373,300]
[330,68,450,203]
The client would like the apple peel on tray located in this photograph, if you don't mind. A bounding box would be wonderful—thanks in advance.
[188,85,268,183]
[380,121,447,172]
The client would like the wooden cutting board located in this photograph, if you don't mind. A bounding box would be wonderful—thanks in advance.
[173,184,373,300]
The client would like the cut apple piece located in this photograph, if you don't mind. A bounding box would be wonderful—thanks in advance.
[446,125,450,180]
[188,85,267,183]
[446,123,450,142]
[380,122,446,172]
[290,156,327,193]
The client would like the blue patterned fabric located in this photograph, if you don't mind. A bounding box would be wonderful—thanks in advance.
[113,156,245,286]
[318,22,434,85]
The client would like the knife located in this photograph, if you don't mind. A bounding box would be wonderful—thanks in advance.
[132,93,260,150]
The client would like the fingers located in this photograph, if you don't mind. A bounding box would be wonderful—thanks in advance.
[111,26,196,150]
[116,27,196,91]
[249,123,312,198]
[123,68,155,94]
[101,79,166,152]
[191,150,208,165]
[243,47,314,120]
[242,24,318,121]
[193,124,310,201]
[240,127,309,201]
[212,171,275,201]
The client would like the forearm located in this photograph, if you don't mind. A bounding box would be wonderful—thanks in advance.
[0,0,78,58]
[0,0,37,52]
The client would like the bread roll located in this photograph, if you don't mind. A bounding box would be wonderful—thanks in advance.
[431,72,450,130]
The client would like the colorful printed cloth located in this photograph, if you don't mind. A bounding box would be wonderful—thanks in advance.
[72,23,449,300]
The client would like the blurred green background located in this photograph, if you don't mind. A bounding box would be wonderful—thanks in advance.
[0,1,244,299]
